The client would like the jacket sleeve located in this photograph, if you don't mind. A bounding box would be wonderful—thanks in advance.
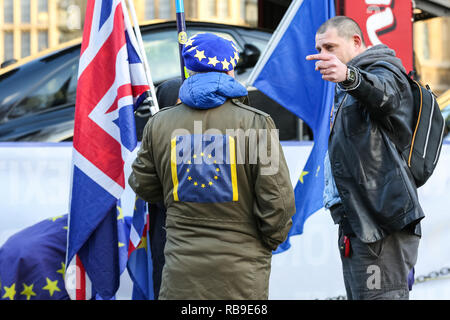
[339,63,407,119]
[128,118,164,203]
[252,115,296,251]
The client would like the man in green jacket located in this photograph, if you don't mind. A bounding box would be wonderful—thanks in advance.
[128,33,295,300]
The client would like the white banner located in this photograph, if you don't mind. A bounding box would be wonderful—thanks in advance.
[0,141,449,299]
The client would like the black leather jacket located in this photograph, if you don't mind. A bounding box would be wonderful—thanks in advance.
[329,51,424,243]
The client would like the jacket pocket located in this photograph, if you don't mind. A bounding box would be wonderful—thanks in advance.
[363,170,414,225]
[367,239,384,258]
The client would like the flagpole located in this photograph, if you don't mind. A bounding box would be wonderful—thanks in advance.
[123,0,159,114]
[175,0,188,81]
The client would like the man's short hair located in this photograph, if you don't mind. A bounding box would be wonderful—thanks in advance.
[317,16,366,46]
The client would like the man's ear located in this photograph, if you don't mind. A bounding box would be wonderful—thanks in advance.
[226,70,235,78]
[353,34,364,50]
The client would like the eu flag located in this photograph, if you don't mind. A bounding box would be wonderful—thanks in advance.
[0,212,131,300]
[247,0,335,253]
[0,216,69,300]
[171,134,239,203]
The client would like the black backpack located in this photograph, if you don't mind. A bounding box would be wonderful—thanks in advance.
[403,76,445,187]
[379,61,445,188]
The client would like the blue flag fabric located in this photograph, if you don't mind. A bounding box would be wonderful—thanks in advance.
[0,216,69,300]
[249,0,335,253]
[127,198,155,300]
[0,213,131,300]
[117,201,132,274]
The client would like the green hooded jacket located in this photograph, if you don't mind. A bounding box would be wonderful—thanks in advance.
[129,74,295,299]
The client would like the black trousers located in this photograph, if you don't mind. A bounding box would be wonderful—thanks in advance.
[148,202,167,300]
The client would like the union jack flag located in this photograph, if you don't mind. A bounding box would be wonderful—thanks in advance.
[65,0,154,300]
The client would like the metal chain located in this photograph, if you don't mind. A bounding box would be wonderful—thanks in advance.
[414,267,450,284]
[323,267,450,300]
[324,295,347,300]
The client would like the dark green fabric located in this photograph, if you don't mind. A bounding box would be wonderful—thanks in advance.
[129,98,295,299]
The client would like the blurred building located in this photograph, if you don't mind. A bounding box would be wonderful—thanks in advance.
[1,0,448,96]
[0,0,257,64]
[1,0,58,62]
[134,0,258,26]
[414,16,450,95]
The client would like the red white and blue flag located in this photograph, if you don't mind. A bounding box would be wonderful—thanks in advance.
[65,0,152,300]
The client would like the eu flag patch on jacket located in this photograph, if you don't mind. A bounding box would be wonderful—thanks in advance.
[171,134,238,203]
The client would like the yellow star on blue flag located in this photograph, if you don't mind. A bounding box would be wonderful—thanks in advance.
[299,171,309,184]
[42,277,60,297]
[20,283,36,300]
[2,283,16,300]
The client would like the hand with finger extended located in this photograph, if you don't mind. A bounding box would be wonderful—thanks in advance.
[305,53,348,83]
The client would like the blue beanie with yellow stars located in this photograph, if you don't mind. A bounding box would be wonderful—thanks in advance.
[182,33,240,73]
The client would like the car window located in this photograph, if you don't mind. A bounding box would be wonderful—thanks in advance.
[240,34,268,54]
[7,60,78,119]
[142,30,180,84]
[142,28,241,84]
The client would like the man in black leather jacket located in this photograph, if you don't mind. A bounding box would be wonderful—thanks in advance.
[307,16,424,299]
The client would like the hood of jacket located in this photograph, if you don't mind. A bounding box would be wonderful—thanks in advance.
[348,44,406,73]
[179,72,248,109]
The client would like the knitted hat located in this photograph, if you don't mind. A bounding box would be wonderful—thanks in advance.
[156,78,182,108]
[182,33,240,73]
